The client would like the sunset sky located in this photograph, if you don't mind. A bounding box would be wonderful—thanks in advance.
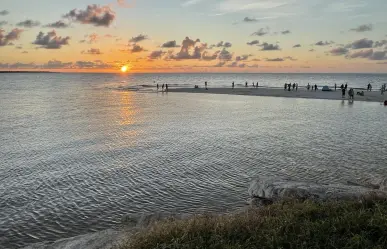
[0,0,387,73]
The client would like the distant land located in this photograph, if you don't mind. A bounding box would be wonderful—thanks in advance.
[0,71,56,74]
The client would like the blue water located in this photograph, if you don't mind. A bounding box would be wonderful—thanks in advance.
[1,73,387,248]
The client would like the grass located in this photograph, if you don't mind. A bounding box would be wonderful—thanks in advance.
[118,200,387,249]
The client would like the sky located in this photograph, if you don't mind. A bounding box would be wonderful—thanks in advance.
[0,0,387,73]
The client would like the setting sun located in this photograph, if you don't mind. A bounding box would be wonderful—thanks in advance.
[121,65,128,73]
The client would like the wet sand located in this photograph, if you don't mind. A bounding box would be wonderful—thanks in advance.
[168,87,386,103]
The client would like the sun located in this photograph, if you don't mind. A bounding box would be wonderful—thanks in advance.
[121,65,129,73]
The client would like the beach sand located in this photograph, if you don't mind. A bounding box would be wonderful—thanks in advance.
[169,87,386,103]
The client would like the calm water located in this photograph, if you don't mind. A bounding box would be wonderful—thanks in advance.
[1,73,387,248]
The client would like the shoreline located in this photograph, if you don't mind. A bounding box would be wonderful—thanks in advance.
[168,87,386,103]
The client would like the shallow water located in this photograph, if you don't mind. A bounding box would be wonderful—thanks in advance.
[1,73,387,248]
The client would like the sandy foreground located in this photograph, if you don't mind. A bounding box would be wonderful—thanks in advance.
[168,87,387,103]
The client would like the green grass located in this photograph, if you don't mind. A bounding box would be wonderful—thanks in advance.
[118,200,387,249]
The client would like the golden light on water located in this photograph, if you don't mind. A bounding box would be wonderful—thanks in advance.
[121,65,129,73]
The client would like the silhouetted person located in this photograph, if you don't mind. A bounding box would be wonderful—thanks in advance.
[288,83,291,91]
[345,83,348,90]
[314,84,317,91]
[205,81,208,90]
[245,81,248,87]
[284,83,287,90]
[342,87,346,98]
[162,84,165,91]
[232,82,234,89]
[296,83,298,91]
[256,82,259,88]
[292,83,295,90]
[252,82,255,87]
[307,83,310,91]
[335,83,337,91]
[165,84,168,91]
[349,88,354,100]
[157,84,159,90]
[340,84,344,90]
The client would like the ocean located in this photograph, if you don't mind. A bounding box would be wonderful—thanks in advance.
[1,73,387,248]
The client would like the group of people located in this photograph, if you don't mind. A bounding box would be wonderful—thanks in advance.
[306,83,317,91]
[284,83,299,91]
[156,83,169,91]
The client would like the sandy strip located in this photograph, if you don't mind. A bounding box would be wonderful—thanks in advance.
[168,87,387,103]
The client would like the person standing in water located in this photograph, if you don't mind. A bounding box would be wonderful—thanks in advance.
[284,83,287,90]
[157,83,159,91]
[252,82,255,87]
[342,87,346,98]
[245,81,248,87]
[205,81,208,90]
[314,84,317,91]
[165,84,169,92]
[256,82,259,88]
[232,82,234,89]
[162,84,165,91]
[335,83,337,91]
[345,83,348,90]
[307,83,310,91]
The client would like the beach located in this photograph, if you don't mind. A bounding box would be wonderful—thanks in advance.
[169,87,386,103]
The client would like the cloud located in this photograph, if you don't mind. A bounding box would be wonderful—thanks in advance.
[44,21,70,28]
[329,47,349,56]
[214,41,232,48]
[63,5,115,27]
[243,17,258,22]
[374,40,387,48]
[0,21,8,27]
[348,49,373,58]
[80,33,100,44]
[130,44,145,53]
[202,51,220,61]
[148,50,165,59]
[293,44,301,48]
[117,0,135,8]
[351,38,373,49]
[228,61,238,67]
[218,48,233,61]
[281,30,291,35]
[33,30,70,49]
[182,0,203,7]
[235,54,251,61]
[0,62,37,69]
[0,10,9,16]
[247,40,259,46]
[82,48,103,55]
[168,37,203,60]
[75,60,113,69]
[42,60,73,69]
[369,51,387,60]
[315,41,334,46]
[213,61,226,67]
[129,34,148,43]
[260,42,280,51]
[350,24,372,32]
[265,58,284,62]
[161,40,179,48]
[284,56,297,61]
[0,28,23,46]
[251,28,268,36]
[16,20,40,28]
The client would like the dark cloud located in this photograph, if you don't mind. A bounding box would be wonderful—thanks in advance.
[0,21,7,26]
[329,47,349,56]
[44,21,70,29]
[0,28,23,46]
[281,30,291,35]
[238,63,246,68]
[202,51,220,61]
[80,33,99,44]
[148,50,165,59]
[260,42,280,51]
[63,5,115,27]
[0,10,9,16]
[374,40,387,48]
[16,20,40,28]
[265,58,284,62]
[218,48,233,61]
[129,34,147,43]
[33,30,70,49]
[348,49,373,58]
[243,17,258,22]
[228,61,238,67]
[215,41,232,48]
[235,54,251,61]
[247,40,259,46]
[315,41,334,46]
[351,38,373,49]
[161,40,179,48]
[369,51,387,60]
[168,37,203,60]
[293,44,301,48]
[130,44,145,53]
[350,24,372,32]
[82,48,103,55]
[251,28,268,36]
